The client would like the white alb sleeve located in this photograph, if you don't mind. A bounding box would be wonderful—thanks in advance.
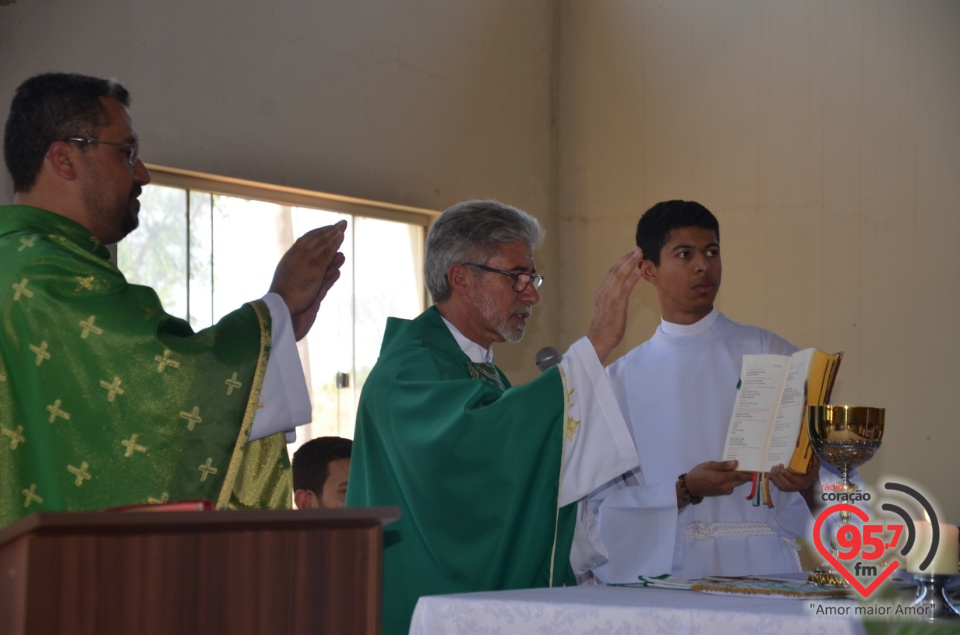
[557,337,640,506]
[247,293,313,443]
[558,337,641,578]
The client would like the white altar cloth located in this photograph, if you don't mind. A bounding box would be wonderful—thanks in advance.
[409,585,864,635]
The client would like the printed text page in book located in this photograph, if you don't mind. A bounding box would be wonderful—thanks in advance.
[763,348,815,470]
[722,355,790,471]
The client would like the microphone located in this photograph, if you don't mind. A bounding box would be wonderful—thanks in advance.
[535,346,563,372]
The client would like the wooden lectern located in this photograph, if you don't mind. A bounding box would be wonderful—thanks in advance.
[0,507,399,635]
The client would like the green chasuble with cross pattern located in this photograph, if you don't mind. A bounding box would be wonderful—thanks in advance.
[347,306,576,635]
[0,205,292,528]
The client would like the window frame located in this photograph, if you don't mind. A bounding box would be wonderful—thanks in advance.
[144,163,438,238]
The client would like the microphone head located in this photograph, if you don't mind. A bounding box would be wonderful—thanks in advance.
[535,346,562,372]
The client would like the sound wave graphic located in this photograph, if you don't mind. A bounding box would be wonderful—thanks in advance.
[883,482,938,572]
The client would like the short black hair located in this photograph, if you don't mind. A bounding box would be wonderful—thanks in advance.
[292,436,353,494]
[635,200,720,266]
[4,72,131,192]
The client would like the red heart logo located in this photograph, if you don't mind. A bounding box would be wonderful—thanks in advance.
[812,503,900,597]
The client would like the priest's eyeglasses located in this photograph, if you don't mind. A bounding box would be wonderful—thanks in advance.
[463,263,544,292]
[65,137,140,167]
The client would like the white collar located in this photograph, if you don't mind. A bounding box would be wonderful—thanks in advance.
[660,308,719,336]
[440,315,494,363]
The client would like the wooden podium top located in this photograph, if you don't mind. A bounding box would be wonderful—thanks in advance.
[0,506,400,545]
[2,506,401,635]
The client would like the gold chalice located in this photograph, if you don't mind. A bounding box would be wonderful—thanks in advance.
[807,405,885,586]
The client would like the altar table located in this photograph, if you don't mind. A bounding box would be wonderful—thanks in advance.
[409,584,866,634]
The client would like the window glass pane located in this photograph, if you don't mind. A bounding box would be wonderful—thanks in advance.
[118,184,188,319]
[119,181,427,453]
[354,217,424,389]
[188,191,213,326]
[204,197,285,323]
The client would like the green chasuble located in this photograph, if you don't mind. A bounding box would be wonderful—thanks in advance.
[347,306,576,635]
[0,205,292,528]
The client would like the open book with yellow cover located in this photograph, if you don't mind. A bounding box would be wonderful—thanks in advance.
[721,348,841,473]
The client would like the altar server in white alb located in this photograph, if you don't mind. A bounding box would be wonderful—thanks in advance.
[589,200,824,582]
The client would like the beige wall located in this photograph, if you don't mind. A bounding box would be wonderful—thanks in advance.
[2,1,958,520]
[558,0,960,521]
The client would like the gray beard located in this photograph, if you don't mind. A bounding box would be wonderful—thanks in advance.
[474,286,530,343]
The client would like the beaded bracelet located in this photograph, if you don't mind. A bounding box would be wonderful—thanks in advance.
[678,473,703,505]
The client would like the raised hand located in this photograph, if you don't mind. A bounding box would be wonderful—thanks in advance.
[587,248,644,363]
[269,220,347,340]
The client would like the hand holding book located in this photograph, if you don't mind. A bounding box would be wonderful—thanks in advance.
[682,460,754,503]
[768,458,819,491]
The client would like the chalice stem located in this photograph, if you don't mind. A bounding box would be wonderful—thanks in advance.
[840,464,853,492]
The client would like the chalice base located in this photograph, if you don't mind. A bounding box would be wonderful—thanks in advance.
[911,574,960,620]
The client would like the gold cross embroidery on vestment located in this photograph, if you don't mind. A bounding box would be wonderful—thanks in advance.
[180,406,203,431]
[46,399,71,423]
[121,434,147,457]
[198,458,218,482]
[80,315,104,338]
[22,484,43,507]
[67,461,92,486]
[75,276,95,292]
[29,341,51,366]
[100,377,124,401]
[155,349,181,372]
[12,278,33,301]
[2,424,26,449]
[225,372,242,395]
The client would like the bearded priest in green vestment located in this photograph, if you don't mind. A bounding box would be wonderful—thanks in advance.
[0,73,346,528]
[347,199,645,635]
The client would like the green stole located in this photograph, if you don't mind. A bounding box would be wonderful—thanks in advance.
[0,205,291,528]
[347,306,576,635]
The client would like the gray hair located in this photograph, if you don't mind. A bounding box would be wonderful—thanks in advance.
[425,199,544,303]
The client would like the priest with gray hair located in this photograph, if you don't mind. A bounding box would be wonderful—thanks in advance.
[348,198,644,635]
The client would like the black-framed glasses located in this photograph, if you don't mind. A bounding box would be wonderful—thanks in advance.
[65,137,140,167]
[463,262,544,292]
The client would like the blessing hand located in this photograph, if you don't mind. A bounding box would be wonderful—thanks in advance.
[270,220,347,340]
[587,248,644,364]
